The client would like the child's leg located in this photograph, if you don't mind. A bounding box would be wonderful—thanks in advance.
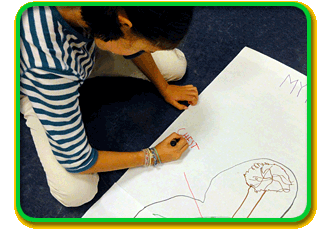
[20,95,99,207]
[89,48,187,82]
[151,49,187,82]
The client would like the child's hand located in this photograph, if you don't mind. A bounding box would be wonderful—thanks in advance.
[155,133,189,163]
[161,84,198,110]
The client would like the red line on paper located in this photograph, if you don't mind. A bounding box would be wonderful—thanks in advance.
[184,172,203,218]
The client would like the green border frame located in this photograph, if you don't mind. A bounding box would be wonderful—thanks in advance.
[15,1,314,225]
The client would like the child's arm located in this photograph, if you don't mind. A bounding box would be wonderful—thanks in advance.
[132,52,198,110]
[80,133,188,174]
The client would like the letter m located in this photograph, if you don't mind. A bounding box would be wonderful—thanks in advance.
[279,74,298,94]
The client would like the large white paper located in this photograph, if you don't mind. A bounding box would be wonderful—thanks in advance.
[83,47,307,219]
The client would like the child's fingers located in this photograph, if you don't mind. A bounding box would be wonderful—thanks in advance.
[185,89,198,105]
[184,85,198,93]
[177,137,189,148]
[170,100,188,110]
[188,98,198,106]
[181,86,198,100]
[166,132,183,141]
[186,92,198,100]
[178,94,198,106]
[179,142,189,153]
[185,90,198,97]
[183,84,195,88]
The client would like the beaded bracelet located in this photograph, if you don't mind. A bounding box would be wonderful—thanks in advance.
[142,148,162,167]
[152,148,162,164]
[152,150,158,166]
[143,148,151,167]
[149,148,161,166]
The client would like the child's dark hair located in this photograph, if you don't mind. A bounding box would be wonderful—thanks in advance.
[81,6,194,49]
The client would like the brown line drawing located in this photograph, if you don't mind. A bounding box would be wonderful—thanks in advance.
[232,186,252,218]
[232,163,293,218]
[247,190,266,218]
[133,158,298,218]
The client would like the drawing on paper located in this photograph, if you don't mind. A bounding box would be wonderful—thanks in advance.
[279,74,307,103]
[177,128,200,150]
[134,158,298,218]
[232,162,293,218]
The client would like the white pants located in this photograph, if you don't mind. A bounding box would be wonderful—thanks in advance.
[21,48,187,207]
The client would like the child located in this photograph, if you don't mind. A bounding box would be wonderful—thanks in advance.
[20,6,198,207]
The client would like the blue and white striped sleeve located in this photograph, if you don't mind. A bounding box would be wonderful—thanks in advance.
[21,68,98,173]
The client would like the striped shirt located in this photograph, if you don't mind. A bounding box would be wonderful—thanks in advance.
[20,6,98,173]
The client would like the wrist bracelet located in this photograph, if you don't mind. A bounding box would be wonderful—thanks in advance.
[152,148,162,164]
[143,148,162,167]
[142,148,151,167]
[149,148,161,166]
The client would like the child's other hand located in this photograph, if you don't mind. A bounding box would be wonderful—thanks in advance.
[162,84,198,110]
[155,133,189,163]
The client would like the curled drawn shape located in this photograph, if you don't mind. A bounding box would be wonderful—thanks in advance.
[244,163,293,193]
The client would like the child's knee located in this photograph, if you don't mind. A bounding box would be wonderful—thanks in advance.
[49,174,99,207]
[152,48,187,82]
